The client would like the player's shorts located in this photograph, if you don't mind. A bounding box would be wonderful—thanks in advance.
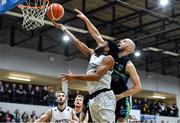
[115,96,131,121]
[89,90,116,123]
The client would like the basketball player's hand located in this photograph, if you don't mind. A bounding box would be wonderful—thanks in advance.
[60,73,76,81]
[115,94,123,101]
[74,8,87,20]
[52,21,66,30]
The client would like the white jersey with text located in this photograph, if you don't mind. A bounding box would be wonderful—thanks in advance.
[87,53,113,94]
[50,106,74,123]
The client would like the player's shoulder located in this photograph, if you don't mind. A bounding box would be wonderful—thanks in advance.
[104,55,114,61]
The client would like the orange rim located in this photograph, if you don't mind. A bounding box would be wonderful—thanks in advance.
[18,0,50,9]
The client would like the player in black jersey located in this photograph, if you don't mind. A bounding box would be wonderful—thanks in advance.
[74,9,142,123]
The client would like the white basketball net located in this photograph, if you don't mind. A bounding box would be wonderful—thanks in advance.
[19,0,49,30]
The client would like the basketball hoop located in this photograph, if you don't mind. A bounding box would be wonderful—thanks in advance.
[18,0,49,30]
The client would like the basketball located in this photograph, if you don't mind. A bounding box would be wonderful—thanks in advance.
[47,3,64,21]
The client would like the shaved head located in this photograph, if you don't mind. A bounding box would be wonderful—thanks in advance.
[117,38,135,54]
[124,38,135,53]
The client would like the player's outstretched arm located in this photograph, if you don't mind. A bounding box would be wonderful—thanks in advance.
[116,61,141,101]
[34,109,51,123]
[52,21,93,58]
[60,55,114,81]
[74,9,104,45]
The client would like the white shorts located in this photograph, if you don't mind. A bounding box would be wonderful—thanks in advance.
[89,90,116,123]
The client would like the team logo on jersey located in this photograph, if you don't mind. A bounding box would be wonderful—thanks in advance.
[118,64,124,71]
[55,119,70,123]
[112,73,119,82]
[87,63,99,72]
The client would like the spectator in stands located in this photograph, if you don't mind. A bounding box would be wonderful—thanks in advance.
[21,112,29,123]
[33,86,41,105]
[41,86,49,105]
[132,99,140,110]
[30,110,38,120]
[0,107,5,122]
[16,84,26,103]
[14,112,21,123]
[0,81,4,101]
[48,88,55,107]
[172,104,178,117]
[3,83,11,102]
[4,110,14,123]
[149,101,155,115]
[10,83,17,102]
[26,84,34,104]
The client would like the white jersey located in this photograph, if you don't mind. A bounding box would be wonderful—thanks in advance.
[50,106,74,123]
[87,53,113,94]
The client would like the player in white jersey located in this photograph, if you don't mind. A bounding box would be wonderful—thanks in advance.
[53,21,119,122]
[34,91,78,123]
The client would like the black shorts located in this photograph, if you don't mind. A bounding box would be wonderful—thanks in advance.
[115,97,131,120]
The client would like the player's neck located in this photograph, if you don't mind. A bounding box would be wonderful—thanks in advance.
[57,104,66,111]
[74,106,82,113]
[118,52,129,58]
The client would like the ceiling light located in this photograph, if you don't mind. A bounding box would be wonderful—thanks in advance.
[63,35,70,42]
[8,76,31,81]
[152,95,166,99]
[160,0,169,6]
[142,47,163,52]
[134,51,141,57]
[162,51,179,56]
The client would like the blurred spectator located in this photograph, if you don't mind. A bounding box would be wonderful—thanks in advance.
[16,84,26,103]
[132,99,140,109]
[0,81,4,101]
[10,83,17,102]
[21,112,29,123]
[34,86,41,105]
[3,83,11,102]
[26,84,34,104]
[172,104,178,117]
[48,88,55,107]
[132,98,179,117]
[0,107,5,122]
[41,86,49,105]
[14,112,21,123]
[149,101,155,115]
[30,110,38,120]
[4,111,14,123]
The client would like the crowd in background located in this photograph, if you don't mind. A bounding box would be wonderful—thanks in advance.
[0,107,39,123]
[0,80,179,122]
[0,81,56,106]
[132,98,178,117]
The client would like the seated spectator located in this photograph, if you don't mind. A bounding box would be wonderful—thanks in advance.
[4,111,14,123]
[26,84,34,104]
[30,110,38,120]
[14,112,21,123]
[33,86,41,105]
[132,99,140,109]
[3,83,11,102]
[0,107,5,122]
[48,88,55,107]
[40,86,49,105]
[0,81,4,101]
[10,83,17,103]
[21,112,29,123]
[16,84,26,103]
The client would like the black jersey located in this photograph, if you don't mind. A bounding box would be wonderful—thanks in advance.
[111,55,132,94]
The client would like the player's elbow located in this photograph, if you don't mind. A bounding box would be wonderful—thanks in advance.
[93,75,101,81]
[135,85,141,93]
